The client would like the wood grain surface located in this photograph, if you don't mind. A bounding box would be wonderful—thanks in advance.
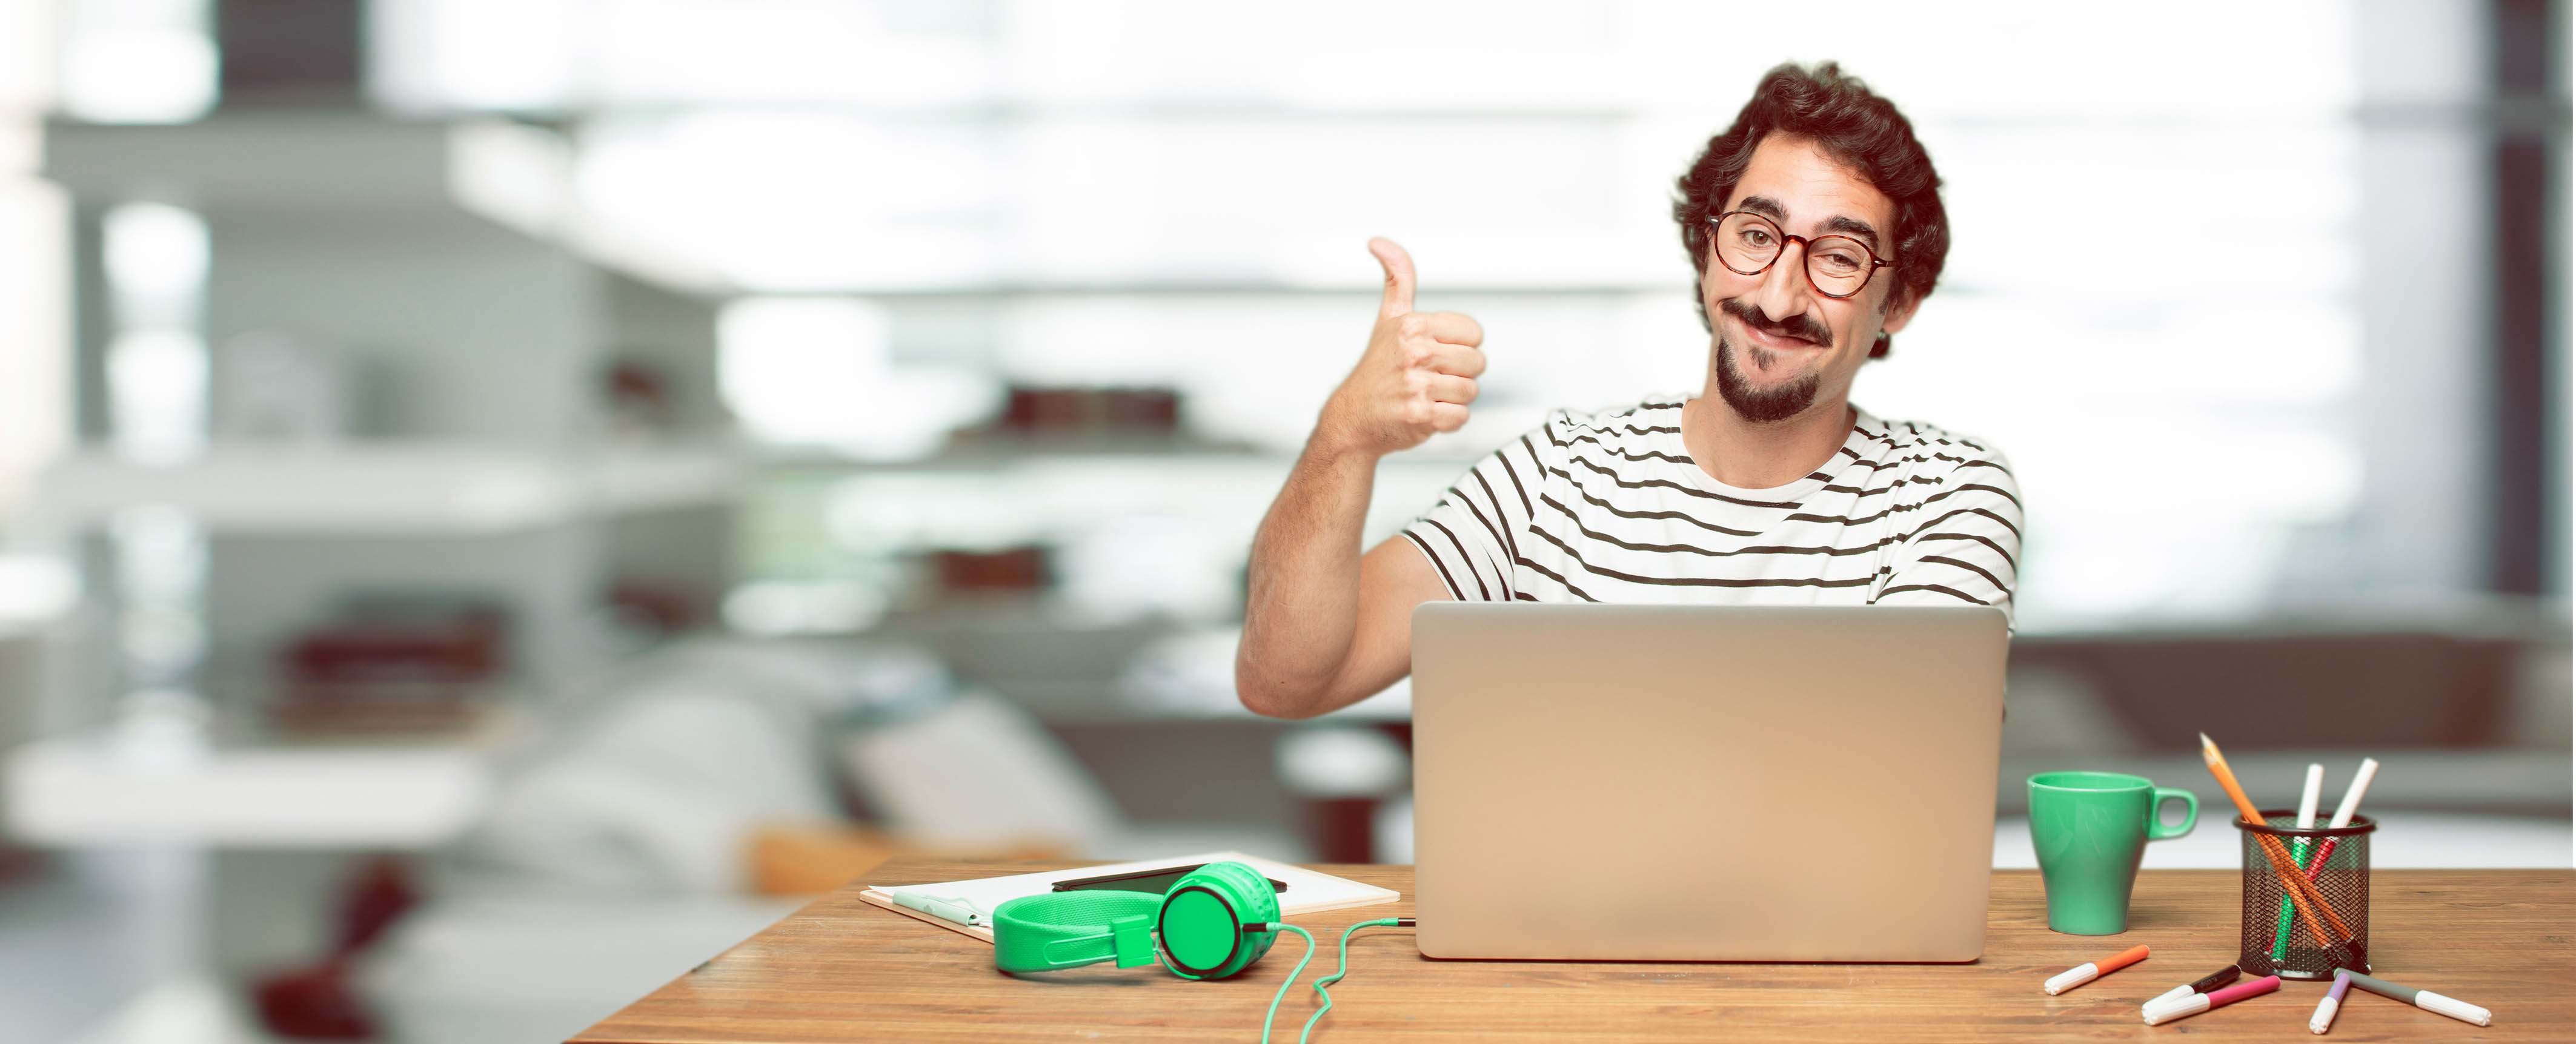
[576,861,2576,1043]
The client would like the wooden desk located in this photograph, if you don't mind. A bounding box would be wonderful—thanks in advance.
[578,861,2576,1043]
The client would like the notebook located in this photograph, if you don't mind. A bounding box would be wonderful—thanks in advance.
[860,851,1400,943]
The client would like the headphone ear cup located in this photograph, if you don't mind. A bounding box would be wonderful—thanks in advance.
[1155,861,1281,980]
[1198,860,1281,956]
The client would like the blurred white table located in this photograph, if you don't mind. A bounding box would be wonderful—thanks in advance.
[4,725,501,848]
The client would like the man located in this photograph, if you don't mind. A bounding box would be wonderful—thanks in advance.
[1237,61,2022,721]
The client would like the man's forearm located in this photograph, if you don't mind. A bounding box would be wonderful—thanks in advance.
[1238,236,1478,716]
[1237,437,1378,715]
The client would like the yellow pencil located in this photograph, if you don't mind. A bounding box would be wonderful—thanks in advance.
[2199,733,2354,947]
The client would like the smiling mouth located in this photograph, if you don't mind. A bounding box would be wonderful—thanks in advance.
[1733,314,1822,351]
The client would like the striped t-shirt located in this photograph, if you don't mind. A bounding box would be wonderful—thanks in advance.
[1401,397,2023,624]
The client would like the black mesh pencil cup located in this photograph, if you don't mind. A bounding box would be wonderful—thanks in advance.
[2237,809,2373,980]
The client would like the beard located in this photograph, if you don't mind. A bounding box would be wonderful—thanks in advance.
[1713,331,1821,423]
[1710,295,1831,424]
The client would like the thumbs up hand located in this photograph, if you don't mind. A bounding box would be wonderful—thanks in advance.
[1315,238,1486,460]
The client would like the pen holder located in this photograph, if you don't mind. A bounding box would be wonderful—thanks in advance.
[2236,809,2372,980]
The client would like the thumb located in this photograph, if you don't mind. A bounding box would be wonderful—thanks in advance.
[1369,237,1415,319]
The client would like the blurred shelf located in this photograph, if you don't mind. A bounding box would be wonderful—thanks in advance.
[2,724,511,848]
[1994,750,2574,818]
[978,678,1412,726]
[757,432,1267,471]
[755,435,1487,472]
[45,109,466,211]
[32,441,743,535]
[797,282,1688,299]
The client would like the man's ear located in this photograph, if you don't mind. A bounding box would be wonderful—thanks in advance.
[1876,287,1920,336]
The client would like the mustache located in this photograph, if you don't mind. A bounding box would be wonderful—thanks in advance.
[1716,297,1831,348]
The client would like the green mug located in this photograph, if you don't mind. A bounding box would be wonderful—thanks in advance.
[2028,771,2199,936]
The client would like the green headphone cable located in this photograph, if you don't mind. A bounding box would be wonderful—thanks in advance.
[1254,917,1418,1044]
[1255,924,1315,1044]
[1296,918,1410,1043]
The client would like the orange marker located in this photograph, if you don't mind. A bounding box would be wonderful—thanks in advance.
[2043,943,2148,995]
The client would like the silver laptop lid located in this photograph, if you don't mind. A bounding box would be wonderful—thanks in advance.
[1410,603,2007,962]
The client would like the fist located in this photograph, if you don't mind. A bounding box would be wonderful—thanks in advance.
[1316,237,1486,458]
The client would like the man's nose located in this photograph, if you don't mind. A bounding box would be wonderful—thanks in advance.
[1747,243,1814,335]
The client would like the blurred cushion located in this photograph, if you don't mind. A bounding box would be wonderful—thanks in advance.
[836,690,1123,852]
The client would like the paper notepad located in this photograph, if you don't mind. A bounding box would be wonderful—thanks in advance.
[860,851,1399,943]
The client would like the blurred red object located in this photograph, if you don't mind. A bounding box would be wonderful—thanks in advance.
[273,598,505,736]
[253,857,417,1039]
[254,962,373,1039]
[934,546,1052,592]
[997,385,1181,432]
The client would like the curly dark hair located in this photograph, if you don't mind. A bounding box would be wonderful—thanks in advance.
[1672,61,1948,359]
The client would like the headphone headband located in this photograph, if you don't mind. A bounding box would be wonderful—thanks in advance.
[992,891,1159,973]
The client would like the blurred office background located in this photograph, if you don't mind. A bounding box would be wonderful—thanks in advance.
[0,1,2567,1041]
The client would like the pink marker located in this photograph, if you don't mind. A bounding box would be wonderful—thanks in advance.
[2142,974,2279,1025]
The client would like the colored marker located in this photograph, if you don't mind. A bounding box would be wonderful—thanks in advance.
[2310,970,2352,1034]
[2142,974,2279,1025]
[2302,758,2382,882]
[2343,971,2493,1027]
[2270,763,2325,960]
[2143,963,2243,1010]
[2043,943,2148,995]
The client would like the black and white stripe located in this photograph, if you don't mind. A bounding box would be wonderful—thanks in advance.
[1403,398,2023,625]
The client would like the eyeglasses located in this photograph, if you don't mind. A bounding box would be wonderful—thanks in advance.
[1705,210,1892,300]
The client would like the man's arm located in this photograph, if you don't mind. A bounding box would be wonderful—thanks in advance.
[1237,239,1483,719]
[1237,467,1450,719]
[1873,449,2024,624]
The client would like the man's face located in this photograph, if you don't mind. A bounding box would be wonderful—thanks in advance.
[1699,134,1917,424]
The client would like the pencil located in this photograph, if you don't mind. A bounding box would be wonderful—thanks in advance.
[2200,734,2350,943]
[2201,736,2352,950]
[2199,733,2354,948]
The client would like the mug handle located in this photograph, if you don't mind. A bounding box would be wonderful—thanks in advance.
[2145,787,2199,841]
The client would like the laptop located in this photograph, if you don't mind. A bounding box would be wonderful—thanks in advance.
[1409,603,2008,962]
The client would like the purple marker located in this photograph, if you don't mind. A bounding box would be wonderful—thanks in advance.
[2309,969,2351,1034]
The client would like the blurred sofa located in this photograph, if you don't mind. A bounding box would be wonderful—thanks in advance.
[355,636,1294,1043]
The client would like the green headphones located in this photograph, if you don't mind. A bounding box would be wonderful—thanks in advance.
[993,861,1283,979]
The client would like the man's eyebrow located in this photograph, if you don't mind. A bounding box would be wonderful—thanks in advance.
[1821,215,1882,254]
[1734,195,1788,222]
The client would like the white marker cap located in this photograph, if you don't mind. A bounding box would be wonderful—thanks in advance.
[2417,990,2493,1027]
[2043,963,2098,995]
[2309,994,2340,1034]
[2145,983,2193,1009]
[2142,992,2213,1026]
[2328,758,2380,828]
